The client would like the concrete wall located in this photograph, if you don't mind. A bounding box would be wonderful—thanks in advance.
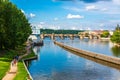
[54,41,120,65]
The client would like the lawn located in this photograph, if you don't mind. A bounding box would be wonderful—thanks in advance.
[0,60,10,80]
[14,62,28,80]
[0,50,16,80]
[14,50,35,80]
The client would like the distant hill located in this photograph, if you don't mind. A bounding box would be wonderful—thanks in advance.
[40,29,84,34]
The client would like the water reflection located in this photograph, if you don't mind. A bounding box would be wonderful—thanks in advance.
[28,40,120,80]
[111,46,120,57]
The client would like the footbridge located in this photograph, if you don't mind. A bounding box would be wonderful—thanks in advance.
[54,41,120,70]
[40,34,101,40]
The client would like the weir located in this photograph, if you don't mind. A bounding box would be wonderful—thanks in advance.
[54,41,120,67]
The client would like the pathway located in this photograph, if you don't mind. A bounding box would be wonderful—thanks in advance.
[2,43,31,80]
[2,62,17,80]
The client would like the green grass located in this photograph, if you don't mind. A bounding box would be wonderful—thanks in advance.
[14,62,28,80]
[0,46,35,80]
[0,61,10,80]
[14,50,35,80]
[0,50,17,80]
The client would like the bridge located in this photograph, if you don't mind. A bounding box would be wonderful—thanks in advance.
[40,33,101,40]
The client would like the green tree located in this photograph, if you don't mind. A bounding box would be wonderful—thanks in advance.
[0,0,32,50]
[111,25,120,45]
[101,30,110,38]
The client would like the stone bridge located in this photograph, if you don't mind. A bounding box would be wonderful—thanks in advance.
[40,33,101,40]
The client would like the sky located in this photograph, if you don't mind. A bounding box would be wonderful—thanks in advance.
[10,0,120,30]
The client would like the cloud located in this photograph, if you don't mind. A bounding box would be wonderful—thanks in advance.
[40,22,45,25]
[101,8,108,11]
[85,5,98,11]
[80,0,111,3]
[112,0,120,5]
[21,9,25,14]
[30,13,36,18]
[54,17,58,21]
[67,14,84,19]
[63,6,81,12]
[99,23,104,27]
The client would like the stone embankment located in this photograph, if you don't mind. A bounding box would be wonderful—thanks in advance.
[54,41,120,65]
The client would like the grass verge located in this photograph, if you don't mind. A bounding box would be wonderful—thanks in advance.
[0,50,18,80]
[14,49,35,80]
[0,46,35,80]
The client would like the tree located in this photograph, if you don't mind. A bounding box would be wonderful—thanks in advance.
[0,0,32,50]
[111,25,120,46]
[101,30,110,38]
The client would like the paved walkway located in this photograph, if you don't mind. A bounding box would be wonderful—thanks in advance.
[2,62,18,80]
[2,43,31,80]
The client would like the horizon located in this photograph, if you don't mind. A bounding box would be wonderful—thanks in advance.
[10,0,120,30]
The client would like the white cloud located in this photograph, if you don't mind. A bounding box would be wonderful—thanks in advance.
[109,20,120,23]
[21,9,25,13]
[85,5,98,11]
[30,13,36,18]
[99,23,104,27]
[67,14,84,19]
[101,8,108,11]
[40,22,45,25]
[54,17,58,21]
[112,0,120,5]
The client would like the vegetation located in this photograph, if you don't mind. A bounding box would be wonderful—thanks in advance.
[111,46,120,57]
[14,62,28,80]
[101,30,110,38]
[0,50,18,79]
[111,24,120,46]
[40,29,84,34]
[0,0,32,50]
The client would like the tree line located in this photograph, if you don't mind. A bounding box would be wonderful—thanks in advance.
[40,29,84,34]
[0,0,32,50]
[111,24,120,46]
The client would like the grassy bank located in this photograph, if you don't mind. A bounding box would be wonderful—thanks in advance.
[0,46,36,80]
[14,50,35,80]
[14,62,28,80]
[0,50,18,79]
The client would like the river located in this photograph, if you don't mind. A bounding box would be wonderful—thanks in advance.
[28,38,120,80]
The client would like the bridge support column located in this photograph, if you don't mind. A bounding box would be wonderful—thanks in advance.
[51,33,55,40]
[70,34,74,40]
[89,35,93,39]
[40,34,44,39]
[60,34,64,39]
[79,35,84,39]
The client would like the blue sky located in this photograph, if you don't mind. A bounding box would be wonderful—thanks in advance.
[10,0,120,30]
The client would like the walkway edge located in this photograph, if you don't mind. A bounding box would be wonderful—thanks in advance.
[54,41,120,65]
[22,60,33,80]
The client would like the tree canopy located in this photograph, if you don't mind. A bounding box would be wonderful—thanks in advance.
[40,29,84,34]
[0,0,32,50]
[101,30,110,38]
[111,24,120,45]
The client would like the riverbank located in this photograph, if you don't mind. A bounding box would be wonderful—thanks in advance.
[0,44,36,80]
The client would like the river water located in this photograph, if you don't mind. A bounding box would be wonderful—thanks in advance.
[28,38,120,80]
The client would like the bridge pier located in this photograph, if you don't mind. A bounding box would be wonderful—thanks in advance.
[40,34,44,39]
[89,35,93,39]
[51,33,55,40]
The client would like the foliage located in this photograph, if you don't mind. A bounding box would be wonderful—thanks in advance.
[101,30,110,38]
[111,31,120,44]
[115,24,120,31]
[40,29,84,34]
[111,46,120,57]
[0,0,32,50]
[111,24,120,45]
